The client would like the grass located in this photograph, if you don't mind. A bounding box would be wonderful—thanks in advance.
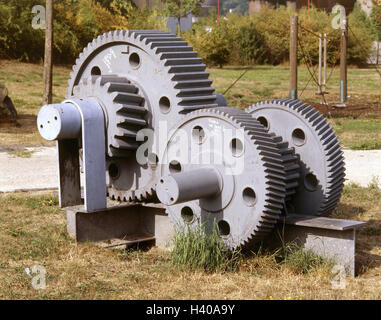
[170,222,242,273]
[329,117,381,150]
[1,187,381,299]
[0,59,380,149]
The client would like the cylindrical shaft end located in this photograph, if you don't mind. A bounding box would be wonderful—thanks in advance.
[157,167,222,206]
[37,102,81,141]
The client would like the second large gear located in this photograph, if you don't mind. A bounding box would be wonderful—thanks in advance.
[157,107,287,249]
[246,99,346,216]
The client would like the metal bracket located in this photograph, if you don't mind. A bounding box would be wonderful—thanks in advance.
[46,98,107,212]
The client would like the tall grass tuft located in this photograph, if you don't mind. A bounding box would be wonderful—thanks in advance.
[170,222,242,273]
[278,242,334,275]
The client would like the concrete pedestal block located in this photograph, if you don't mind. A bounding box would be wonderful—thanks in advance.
[66,203,174,249]
[66,204,365,277]
[264,215,366,277]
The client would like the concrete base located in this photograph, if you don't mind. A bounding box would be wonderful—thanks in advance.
[66,204,365,277]
[66,203,174,249]
[264,215,366,277]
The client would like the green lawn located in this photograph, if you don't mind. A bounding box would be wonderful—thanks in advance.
[1,60,380,149]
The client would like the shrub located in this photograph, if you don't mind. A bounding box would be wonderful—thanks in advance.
[237,22,268,64]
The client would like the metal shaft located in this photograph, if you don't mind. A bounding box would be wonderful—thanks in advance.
[157,167,222,206]
[37,102,82,141]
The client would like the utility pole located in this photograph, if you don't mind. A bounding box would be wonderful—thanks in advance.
[289,16,298,100]
[340,18,347,104]
[323,33,327,93]
[43,0,53,105]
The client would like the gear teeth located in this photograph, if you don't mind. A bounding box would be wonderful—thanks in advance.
[246,99,345,216]
[67,29,217,117]
[72,75,147,158]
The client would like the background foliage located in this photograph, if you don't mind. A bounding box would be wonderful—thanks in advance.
[0,1,375,66]
[184,4,375,67]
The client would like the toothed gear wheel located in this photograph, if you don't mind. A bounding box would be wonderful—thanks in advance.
[67,29,219,202]
[161,107,287,249]
[270,134,300,204]
[73,75,147,156]
[246,99,345,216]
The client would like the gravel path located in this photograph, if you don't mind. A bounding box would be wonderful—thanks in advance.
[0,147,380,193]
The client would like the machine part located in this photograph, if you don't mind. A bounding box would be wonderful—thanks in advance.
[270,133,300,203]
[67,30,220,202]
[72,75,147,157]
[246,99,345,216]
[37,98,107,212]
[159,107,287,249]
[67,29,218,128]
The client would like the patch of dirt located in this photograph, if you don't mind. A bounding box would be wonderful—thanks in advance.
[309,100,381,118]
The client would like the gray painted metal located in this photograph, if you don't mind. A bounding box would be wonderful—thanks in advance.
[160,107,287,249]
[67,30,219,202]
[246,99,346,216]
[37,98,107,212]
[66,98,107,212]
[157,167,222,205]
[37,103,81,140]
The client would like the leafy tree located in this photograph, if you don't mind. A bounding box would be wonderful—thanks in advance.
[160,0,205,35]
[370,3,381,41]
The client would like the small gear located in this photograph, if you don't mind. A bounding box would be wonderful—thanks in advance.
[159,107,287,249]
[73,75,147,157]
[246,99,345,216]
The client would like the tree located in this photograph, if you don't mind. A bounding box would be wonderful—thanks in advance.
[160,0,205,36]
[43,0,53,105]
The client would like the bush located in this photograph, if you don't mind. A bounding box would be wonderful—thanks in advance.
[0,2,374,67]
[0,0,166,64]
[184,5,374,67]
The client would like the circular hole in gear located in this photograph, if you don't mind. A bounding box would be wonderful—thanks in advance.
[192,126,206,144]
[169,160,182,174]
[159,96,171,114]
[230,138,244,157]
[292,128,306,146]
[181,206,194,223]
[91,66,101,76]
[242,187,257,206]
[257,116,269,130]
[304,173,319,192]
[129,52,141,68]
[218,220,230,236]
[108,163,120,179]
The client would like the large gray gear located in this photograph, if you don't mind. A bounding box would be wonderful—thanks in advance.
[160,107,287,249]
[66,29,219,202]
[246,99,345,216]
